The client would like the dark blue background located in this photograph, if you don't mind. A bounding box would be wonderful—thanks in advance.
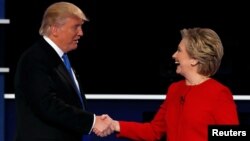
[5,99,164,141]
[5,99,250,141]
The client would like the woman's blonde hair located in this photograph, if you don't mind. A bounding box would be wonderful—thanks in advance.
[181,28,224,76]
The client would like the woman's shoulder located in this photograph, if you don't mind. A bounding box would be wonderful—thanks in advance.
[169,80,186,87]
[204,78,233,98]
[206,78,230,90]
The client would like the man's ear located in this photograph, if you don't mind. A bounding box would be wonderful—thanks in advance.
[50,25,59,37]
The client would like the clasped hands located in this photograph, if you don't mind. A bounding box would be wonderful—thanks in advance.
[93,114,120,137]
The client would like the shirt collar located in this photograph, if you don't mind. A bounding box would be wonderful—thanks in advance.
[43,36,64,58]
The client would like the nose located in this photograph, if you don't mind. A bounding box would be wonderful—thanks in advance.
[172,51,177,59]
[78,28,84,36]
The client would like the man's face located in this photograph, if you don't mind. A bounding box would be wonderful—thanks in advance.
[56,17,84,52]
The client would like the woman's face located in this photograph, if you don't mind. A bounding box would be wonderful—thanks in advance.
[172,39,197,77]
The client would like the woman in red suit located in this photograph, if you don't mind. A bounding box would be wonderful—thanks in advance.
[112,28,239,141]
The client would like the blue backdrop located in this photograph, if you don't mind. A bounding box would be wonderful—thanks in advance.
[5,99,163,141]
[1,0,6,140]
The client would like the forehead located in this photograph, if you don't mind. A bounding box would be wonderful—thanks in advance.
[63,16,84,26]
[178,39,187,49]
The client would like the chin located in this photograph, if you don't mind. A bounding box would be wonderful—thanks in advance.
[71,46,78,50]
[176,69,181,74]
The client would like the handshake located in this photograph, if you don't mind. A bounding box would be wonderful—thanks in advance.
[92,114,119,137]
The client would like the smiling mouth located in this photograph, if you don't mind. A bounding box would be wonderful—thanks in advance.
[174,61,180,65]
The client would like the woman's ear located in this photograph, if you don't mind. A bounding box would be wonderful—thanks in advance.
[191,58,199,66]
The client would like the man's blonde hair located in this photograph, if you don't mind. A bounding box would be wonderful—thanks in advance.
[39,2,88,36]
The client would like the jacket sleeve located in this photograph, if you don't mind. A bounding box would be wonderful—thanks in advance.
[117,100,167,140]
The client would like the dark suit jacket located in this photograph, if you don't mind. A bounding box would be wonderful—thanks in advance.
[14,38,94,141]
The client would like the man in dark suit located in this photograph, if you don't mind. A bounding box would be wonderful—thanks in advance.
[14,2,113,141]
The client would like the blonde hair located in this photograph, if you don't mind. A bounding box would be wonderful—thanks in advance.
[39,2,88,36]
[181,28,224,76]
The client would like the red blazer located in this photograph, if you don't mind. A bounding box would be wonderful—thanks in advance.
[117,79,239,141]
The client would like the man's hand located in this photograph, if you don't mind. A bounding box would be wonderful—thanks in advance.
[93,114,114,137]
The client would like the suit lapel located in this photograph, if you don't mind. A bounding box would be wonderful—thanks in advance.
[39,38,86,109]
[55,64,85,108]
[72,68,87,108]
[57,64,76,89]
